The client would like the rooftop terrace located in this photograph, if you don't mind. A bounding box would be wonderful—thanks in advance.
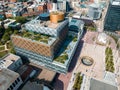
[54,35,78,65]
[13,30,56,45]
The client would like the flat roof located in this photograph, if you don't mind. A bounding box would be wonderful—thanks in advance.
[21,81,43,90]
[90,78,118,90]
[2,53,20,61]
[0,68,19,90]
[21,81,50,90]
[103,71,117,86]
[26,16,67,30]
[27,19,60,29]
[69,19,84,29]
[29,63,56,82]
[0,53,21,69]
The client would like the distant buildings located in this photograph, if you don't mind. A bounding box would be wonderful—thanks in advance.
[0,0,70,18]
[10,0,17,3]
[0,19,21,29]
[5,2,27,18]
[88,4,102,20]
[57,0,67,12]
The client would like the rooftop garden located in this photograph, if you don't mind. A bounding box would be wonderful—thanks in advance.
[54,35,78,64]
[15,16,27,24]
[0,51,8,58]
[14,30,52,44]
[105,47,114,73]
[73,36,77,42]
[54,52,68,64]
[73,72,83,90]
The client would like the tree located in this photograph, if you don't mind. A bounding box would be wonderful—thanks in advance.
[1,27,14,44]
[73,73,82,90]
[15,16,27,24]
[10,48,16,54]
[0,26,4,36]
[105,47,109,55]
[14,30,19,34]
[1,33,10,44]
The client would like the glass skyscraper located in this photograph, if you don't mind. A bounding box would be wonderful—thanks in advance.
[104,0,120,32]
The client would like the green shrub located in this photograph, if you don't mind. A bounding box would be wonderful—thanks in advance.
[105,47,114,72]
[0,51,8,58]
[73,72,83,90]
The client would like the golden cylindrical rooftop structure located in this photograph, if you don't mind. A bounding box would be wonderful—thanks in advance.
[50,11,64,23]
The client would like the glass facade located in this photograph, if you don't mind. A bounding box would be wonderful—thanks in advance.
[13,32,82,74]
[104,4,120,31]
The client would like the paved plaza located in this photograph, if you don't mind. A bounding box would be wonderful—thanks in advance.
[54,31,120,90]
[82,31,116,49]
[53,40,84,90]
[76,43,106,79]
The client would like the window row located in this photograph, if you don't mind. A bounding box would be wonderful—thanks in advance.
[7,78,20,90]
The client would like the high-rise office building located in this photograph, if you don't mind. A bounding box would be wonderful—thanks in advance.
[104,0,120,31]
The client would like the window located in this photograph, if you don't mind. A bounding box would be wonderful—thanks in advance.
[17,78,20,82]
[19,62,22,66]
[15,80,18,84]
[7,88,10,90]
[10,85,13,90]
[13,83,15,87]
